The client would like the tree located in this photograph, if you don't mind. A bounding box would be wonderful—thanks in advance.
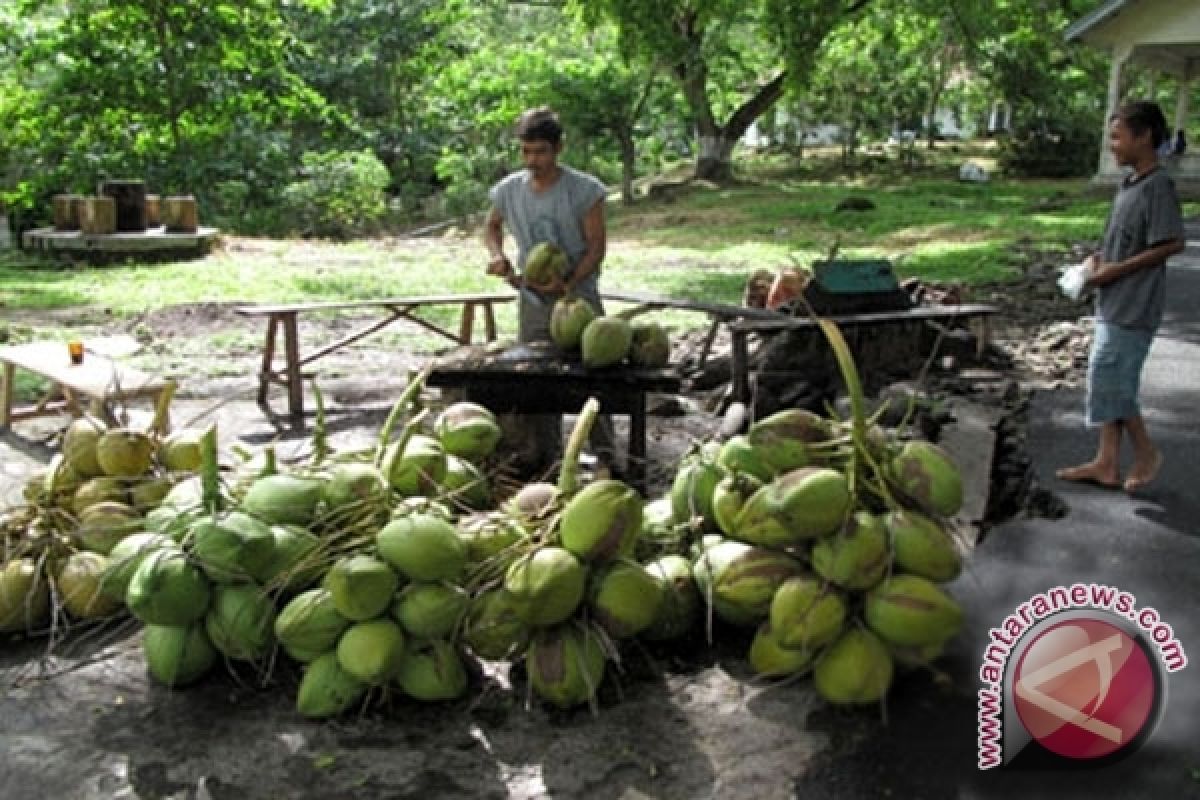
[573,0,870,181]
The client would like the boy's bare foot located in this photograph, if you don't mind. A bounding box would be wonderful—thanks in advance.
[1123,449,1162,493]
[1055,462,1121,489]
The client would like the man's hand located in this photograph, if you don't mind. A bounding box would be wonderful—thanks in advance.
[487,255,513,278]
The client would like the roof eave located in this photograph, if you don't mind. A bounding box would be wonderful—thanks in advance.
[1064,0,1134,42]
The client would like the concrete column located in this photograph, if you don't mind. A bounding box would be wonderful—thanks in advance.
[1100,44,1133,176]
[1175,77,1191,135]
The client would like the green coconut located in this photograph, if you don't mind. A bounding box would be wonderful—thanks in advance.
[433,402,503,464]
[143,624,217,687]
[128,475,175,513]
[527,624,607,709]
[628,321,670,367]
[734,467,851,548]
[336,618,407,685]
[383,434,448,497]
[241,473,325,527]
[504,482,560,531]
[692,540,804,627]
[143,506,200,542]
[391,582,469,640]
[768,576,846,651]
[391,496,454,522]
[889,441,964,517]
[43,453,84,509]
[96,429,156,478]
[745,409,834,474]
[457,512,527,564]
[76,501,142,555]
[376,513,467,582]
[716,435,777,483]
[889,640,946,670]
[323,555,398,622]
[63,417,107,478]
[274,588,351,663]
[72,476,127,515]
[125,549,212,626]
[864,574,964,648]
[813,628,894,706]
[711,472,764,538]
[100,532,177,601]
[204,583,276,662]
[885,510,962,583]
[464,589,531,661]
[321,462,389,524]
[504,547,587,627]
[190,511,276,583]
[0,558,52,634]
[670,458,725,531]
[441,455,491,510]
[523,241,569,288]
[810,512,890,590]
[550,295,600,351]
[160,427,208,472]
[252,524,323,591]
[748,623,817,678]
[395,639,469,702]
[297,652,367,719]
[580,316,633,368]
[642,554,701,641]
[588,560,664,639]
[158,476,205,514]
[56,551,121,619]
[559,479,643,562]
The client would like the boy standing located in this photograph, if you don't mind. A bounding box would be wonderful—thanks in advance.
[1057,101,1185,493]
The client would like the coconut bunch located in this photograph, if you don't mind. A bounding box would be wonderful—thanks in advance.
[0,409,214,639]
[668,321,969,707]
[548,296,670,370]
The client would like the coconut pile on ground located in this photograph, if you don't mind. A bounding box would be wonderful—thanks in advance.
[0,321,967,718]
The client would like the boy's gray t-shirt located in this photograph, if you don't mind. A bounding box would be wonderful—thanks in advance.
[488,165,607,275]
[1097,166,1183,332]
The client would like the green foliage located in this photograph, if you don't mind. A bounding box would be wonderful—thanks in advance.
[997,118,1099,178]
[281,150,392,239]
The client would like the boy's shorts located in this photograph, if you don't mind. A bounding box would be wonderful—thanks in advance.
[1086,321,1154,426]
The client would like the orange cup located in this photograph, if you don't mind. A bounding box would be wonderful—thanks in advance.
[68,340,84,365]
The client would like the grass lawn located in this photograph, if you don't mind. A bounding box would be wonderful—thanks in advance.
[3,154,1193,400]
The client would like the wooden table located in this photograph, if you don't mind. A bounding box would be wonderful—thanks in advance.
[0,338,173,430]
[727,303,1000,402]
[235,292,515,422]
[427,345,682,492]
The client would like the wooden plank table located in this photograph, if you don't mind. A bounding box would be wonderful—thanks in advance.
[427,344,682,492]
[235,292,515,422]
[0,337,173,430]
[727,303,1000,402]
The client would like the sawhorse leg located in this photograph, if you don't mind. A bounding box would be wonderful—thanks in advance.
[281,312,304,423]
[628,394,647,494]
[257,315,278,408]
[0,362,12,430]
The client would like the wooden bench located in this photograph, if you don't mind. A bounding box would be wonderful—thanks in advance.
[727,303,1000,402]
[0,338,174,430]
[235,292,515,422]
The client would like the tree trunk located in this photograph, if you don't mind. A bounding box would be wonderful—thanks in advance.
[617,130,637,205]
[695,135,737,181]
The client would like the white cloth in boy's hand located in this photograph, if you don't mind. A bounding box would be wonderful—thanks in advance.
[1057,262,1089,301]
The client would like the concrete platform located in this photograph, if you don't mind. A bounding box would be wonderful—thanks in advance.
[21,226,219,261]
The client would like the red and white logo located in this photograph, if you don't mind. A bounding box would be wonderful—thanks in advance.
[1012,618,1156,760]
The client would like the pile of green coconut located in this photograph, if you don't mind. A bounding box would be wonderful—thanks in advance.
[0,320,968,718]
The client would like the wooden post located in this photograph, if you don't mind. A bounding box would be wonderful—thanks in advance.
[484,302,498,341]
[257,315,278,408]
[162,195,198,233]
[0,362,13,429]
[731,328,750,403]
[79,197,117,235]
[281,312,304,423]
[628,391,647,493]
[98,180,147,232]
[52,194,83,231]
[459,301,476,344]
[145,194,161,228]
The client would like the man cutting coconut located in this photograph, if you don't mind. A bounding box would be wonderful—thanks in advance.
[483,106,619,476]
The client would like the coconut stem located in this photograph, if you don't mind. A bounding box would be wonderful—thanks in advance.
[558,397,600,497]
[199,425,221,513]
[375,366,430,468]
[149,379,176,438]
[311,379,329,465]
